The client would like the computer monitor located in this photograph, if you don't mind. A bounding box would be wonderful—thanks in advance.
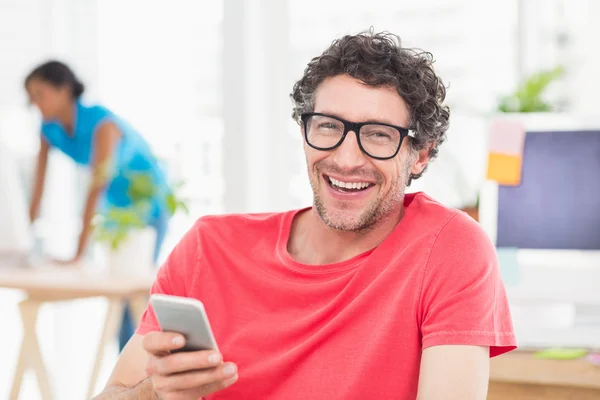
[479,113,600,348]
[0,144,32,257]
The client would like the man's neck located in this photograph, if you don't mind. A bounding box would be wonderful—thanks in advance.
[288,206,404,265]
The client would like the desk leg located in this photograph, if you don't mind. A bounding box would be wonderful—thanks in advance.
[10,299,53,400]
[86,298,122,400]
[10,327,27,400]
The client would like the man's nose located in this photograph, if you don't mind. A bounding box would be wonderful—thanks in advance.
[330,131,367,169]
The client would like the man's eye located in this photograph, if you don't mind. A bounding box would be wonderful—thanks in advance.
[318,123,338,129]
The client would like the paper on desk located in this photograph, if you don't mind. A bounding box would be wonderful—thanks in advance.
[535,348,588,360]
[496,247,520,286]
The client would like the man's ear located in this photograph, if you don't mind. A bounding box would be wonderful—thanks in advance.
[411,143,433,176]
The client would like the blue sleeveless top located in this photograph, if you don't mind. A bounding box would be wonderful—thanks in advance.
[41,100,170,220]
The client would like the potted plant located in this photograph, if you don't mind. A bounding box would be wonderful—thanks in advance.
[93,171,188,277]
[496,66,565,113]
[462,66,566,222]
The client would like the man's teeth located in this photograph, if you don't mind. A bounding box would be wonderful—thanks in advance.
[328,177,371,189]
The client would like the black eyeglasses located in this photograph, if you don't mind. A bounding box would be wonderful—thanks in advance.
[300,112,415,160]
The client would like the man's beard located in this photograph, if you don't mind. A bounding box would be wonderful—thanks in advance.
[308,158,411,232]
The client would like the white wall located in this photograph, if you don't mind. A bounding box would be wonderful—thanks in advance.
[517,0,598,113]
[568,0,600,114]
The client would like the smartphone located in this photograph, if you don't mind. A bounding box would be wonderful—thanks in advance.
[150,294,219,352]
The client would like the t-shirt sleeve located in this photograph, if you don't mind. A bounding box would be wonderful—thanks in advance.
[419,211,517,357]
[90,107,117,139]
[136,219,201,335]
[40,122,55,146]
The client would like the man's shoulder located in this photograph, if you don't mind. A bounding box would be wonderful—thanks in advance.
[410,194,496,272]
[407,192,490,247]
[196,210,291,224]
[191,209,296,238]
[406,192,461,230]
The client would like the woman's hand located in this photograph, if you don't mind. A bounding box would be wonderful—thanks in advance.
[52,255,83,267]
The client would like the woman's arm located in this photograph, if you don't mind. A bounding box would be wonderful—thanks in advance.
[70,122,121,263]
[29,137,50,223]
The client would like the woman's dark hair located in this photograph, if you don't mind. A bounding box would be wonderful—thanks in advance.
[291,29,450,182]
[25,60,85,98]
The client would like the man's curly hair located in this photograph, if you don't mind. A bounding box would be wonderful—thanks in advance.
[290,30,450,182]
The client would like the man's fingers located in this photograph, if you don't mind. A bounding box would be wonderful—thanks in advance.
[150,350,223,375]
[143,331,238,398]
[152,376,238,400]
[197,373,239,396]
[151,362,237,392]
[152,389,206,400]
[142,331,186,354]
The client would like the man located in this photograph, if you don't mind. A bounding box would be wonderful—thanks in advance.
[95,30,516,400]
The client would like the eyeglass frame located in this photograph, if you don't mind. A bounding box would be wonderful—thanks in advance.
[300,112,416,160]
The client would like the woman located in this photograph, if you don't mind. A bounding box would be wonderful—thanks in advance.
[25,60,171,350]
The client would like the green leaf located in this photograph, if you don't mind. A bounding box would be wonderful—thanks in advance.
[127,173,156,201]
[111,229,128,250]
[177,200,189,214]
[496,66,565,113]
[165,193,177,215]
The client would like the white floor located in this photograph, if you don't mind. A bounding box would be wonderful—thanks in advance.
[0,290,121,399]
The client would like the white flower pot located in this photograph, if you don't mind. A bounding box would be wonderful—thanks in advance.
[106,227,156,278]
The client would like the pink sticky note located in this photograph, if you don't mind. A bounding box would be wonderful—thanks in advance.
[488,119,526,156]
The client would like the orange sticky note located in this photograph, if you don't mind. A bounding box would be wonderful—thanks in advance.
[486,152,523,185]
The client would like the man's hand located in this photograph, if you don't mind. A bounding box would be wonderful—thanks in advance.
[143,331,238,399]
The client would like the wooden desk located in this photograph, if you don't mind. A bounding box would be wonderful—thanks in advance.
[489,351,600,399]
[0,264,155,400]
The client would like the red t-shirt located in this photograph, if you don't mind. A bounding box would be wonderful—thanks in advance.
[137,192,516,399]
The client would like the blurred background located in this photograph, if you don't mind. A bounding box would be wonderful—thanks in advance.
[1,0,599,398]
